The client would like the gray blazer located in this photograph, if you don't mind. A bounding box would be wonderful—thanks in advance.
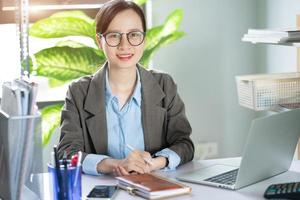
[58,64,194,166]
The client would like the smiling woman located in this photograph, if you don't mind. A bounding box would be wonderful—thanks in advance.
[57,0,194,177]
[96,7,146,74]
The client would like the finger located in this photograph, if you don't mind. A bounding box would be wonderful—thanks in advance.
[127,156,147,167]
[143,164,151,173]
[128,163,145,174]
[112,168,117,176]
[141,151,152,160]
[115,166,123,176]
[118,166,130,176]
[137,151,153,166]
[114,167,121,176]
[131,158,148,170]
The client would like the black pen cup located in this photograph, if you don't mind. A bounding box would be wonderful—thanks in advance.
[48,163,82,200]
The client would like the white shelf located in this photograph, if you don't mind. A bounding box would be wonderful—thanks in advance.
[243,41,300,47]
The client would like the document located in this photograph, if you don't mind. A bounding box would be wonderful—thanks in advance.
[1,79,38,116]
[14,79,38,115]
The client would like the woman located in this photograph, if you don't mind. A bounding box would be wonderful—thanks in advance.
[58,0,194,176]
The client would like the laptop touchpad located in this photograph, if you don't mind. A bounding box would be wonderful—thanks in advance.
[179,165,238,181]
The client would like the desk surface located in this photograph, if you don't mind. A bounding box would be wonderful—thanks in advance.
[44,157,300,200]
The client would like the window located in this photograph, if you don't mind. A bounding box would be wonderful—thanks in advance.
[0,0,110,100]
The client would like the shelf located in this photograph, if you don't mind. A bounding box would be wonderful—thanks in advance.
[242,41,300,47]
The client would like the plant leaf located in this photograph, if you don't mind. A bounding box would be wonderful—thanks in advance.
[48,78,70,87]
[145,9,183,50]
[133,0,148,6]
[141,31,185,66]
[55,40,105,58]
[32,46,105,81]
[41,104,63,146]
[29,10,95,38]
[55,40,87,48]
[50,10,94,24]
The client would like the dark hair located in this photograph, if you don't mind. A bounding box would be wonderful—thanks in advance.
[95,0,146,34]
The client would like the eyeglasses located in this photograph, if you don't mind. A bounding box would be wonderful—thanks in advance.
[98,31,145,47]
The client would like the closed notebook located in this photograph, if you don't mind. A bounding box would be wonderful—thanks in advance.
[116,173,191,199]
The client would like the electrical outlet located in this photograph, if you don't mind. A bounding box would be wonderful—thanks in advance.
[194,142,218,160]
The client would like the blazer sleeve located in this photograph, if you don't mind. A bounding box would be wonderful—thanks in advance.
[162,74,194,165]
[57,83,87,160]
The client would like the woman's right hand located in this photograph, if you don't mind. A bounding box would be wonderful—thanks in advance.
[115,150,151,176]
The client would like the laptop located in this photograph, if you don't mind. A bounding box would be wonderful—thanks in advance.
[177,108,300,190]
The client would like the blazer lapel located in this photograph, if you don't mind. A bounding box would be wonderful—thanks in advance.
[138,66,166,153]
[84,63,108,154]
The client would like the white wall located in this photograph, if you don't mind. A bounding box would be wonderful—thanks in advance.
[257,0,300,73]
[0,24,20,83]
[151,0,260,158]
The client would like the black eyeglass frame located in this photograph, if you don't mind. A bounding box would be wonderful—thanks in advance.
[98,31,146,47]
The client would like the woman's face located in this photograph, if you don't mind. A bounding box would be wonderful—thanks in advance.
[98,9,145,69]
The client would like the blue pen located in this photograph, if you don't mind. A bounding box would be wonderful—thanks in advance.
[53,145,64,200]
[73,151,82,188]
[63,151,69,200]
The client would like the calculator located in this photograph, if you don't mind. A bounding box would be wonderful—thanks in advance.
[264,182,300,199]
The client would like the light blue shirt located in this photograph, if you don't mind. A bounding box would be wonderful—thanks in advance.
[82,68,181,175]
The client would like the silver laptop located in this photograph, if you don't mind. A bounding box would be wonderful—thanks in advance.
[177,108,300,190]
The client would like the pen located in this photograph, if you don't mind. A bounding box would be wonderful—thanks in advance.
[126,144,153,166]
[63,151,69,200]
[53,145,64,200]
[73,151,82,188]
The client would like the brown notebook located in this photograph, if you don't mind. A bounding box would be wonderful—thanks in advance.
[116,173,191,199]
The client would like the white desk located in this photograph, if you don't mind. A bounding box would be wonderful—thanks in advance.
[44,157,300,200]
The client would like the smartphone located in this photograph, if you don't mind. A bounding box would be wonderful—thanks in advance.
[86,185,118,200]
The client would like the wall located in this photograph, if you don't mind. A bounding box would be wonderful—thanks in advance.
[257,0,300,73]
[151,0,259,158]
[0,24,20,92]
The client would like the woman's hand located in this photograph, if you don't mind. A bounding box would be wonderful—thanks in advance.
[148,156,168,171]
[114,150,152,176]
[97,151,168,176]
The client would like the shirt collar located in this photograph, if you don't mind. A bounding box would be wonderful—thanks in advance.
[105,67,142,106]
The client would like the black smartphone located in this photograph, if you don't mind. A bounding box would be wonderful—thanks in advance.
[86,185,118,200]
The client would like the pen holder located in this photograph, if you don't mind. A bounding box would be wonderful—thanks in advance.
[48,163,82,200]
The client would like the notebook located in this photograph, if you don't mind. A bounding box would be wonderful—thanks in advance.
[116,173,191,199]
[177,108,300,190]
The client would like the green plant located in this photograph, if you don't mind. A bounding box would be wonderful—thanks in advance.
[29,0,185,146]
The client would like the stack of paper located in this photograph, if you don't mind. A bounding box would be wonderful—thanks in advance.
[242,27,300,44]
[1,78,38,116]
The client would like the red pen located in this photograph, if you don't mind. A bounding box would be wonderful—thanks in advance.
[71,154,78,167]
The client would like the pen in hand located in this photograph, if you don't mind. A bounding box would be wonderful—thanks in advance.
[126,144,153,166]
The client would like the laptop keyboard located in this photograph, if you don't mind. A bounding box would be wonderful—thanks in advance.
[204,169,238,185]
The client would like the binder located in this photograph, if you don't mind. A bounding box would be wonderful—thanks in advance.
[0,110,43,200]
[1,82,22,116]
